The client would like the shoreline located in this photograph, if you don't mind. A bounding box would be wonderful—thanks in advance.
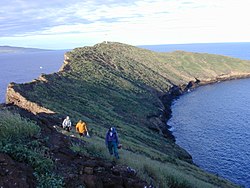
[2,73,250,142]
[2,42,250,187]
[159,74,250,169]
[162,76,250,187]
[1,72,250,187]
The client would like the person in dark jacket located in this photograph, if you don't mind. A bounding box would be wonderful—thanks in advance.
[105,127,119,159]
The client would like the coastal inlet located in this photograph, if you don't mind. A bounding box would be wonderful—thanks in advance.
[169,78,250,187]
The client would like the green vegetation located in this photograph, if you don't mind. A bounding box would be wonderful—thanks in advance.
[0,110,40,143]
[11,42,248,187]
[71,135,239,188]
[0,110,64,187]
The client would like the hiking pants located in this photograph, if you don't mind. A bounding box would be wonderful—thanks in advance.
[107,141,119,159]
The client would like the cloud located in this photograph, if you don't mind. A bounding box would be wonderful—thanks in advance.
[0,0,90,36]
[0,0,189,37]
[1,0,250,49]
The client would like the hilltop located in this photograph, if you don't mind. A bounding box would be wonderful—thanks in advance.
[2,42,250,187]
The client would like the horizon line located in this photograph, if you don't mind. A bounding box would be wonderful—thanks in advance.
[1,41,250,50]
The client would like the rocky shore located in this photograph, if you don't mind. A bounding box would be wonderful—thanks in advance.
[153,71,250,143]
[3,72,250,188]
[2,42,249,187]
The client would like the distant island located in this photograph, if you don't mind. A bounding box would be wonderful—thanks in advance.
[0,45,53,54]
[2,42,250,187]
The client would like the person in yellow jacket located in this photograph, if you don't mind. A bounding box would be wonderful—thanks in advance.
[75,120,88,137]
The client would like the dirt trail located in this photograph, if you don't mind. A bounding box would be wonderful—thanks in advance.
[1,105,148,188]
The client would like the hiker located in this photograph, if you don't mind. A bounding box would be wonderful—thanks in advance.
[75,120,89,137]
[105,127,119,159]
[62,116,71,132]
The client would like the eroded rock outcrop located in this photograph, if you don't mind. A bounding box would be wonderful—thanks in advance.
[59,53,71,72]
[3,42,250,187]
[6,82,55,115]
[197,72,250,85]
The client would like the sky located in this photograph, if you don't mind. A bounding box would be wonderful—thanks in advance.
[1,0,250,49]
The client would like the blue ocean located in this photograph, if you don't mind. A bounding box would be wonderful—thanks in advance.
[142,42,250,187]
[169,79,250,187]
[0,50,67,103]
[1,43,250,187]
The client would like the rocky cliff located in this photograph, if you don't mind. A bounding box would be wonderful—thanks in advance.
[6,82,55,115]
[3,42,250,187]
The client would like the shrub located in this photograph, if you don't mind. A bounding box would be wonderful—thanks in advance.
[0,110,64,187]
[34,172,65,188]
[0,110,40,142]
[70,136,110,159]
[0,142,54,173]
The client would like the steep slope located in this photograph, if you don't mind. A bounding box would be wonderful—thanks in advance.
[5,42,250,187]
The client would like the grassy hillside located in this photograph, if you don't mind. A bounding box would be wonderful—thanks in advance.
[8,42,250,187]
[0,110,65,187]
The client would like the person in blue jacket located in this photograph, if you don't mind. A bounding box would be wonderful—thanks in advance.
[105,127,119,159]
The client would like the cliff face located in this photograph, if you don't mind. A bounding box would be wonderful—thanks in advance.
[59,54,71,72]
[4,42,249,187]
[6,82,55,115]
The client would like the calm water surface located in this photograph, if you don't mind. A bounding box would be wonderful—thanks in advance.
[169,79,250,187]
[0,50,66,103]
